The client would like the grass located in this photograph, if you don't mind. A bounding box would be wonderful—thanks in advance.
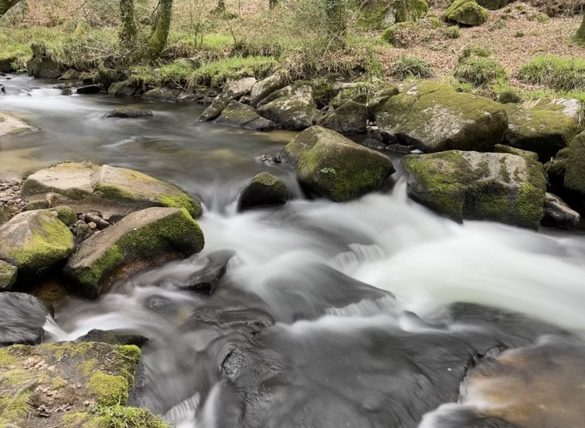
[518,55,585,91]
[454,56,507,87]
[391,56,433,80]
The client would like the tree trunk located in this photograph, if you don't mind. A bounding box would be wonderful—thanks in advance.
[119,0,137,53]
[577,14,585,44]
[147,0,173,60]
[0,0,21,17]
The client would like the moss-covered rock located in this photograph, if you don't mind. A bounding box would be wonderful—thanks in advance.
[319,101,369,134]
[376,81,507,152]
[359,0,429,28]
[200,77,257,121]
[402,150,547,228]
[65,207,204,298]
[214,100,276,131]
[564,131,585,195]
[0,112,35,138]
[107,79,138,97]
[257,84,317,131]
[0,260,17,290]
[0,209,74,276]
[249,71,289,107]
[477,0,510,10]
[493,144,539,162]
[26,43,63,79]
[22,162,202,219]
[504,105,581,162]
[283,126,395,202]
[0,341,167,427]
[238,172,289,212]
[444,0,488,26]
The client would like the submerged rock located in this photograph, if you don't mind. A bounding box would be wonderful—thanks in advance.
[0,209,75,276]
[105,108,154,119]
[22,162,202,220]
[215,100,276,131]
[0,341,167,427]
[0,112,35,137]
[376,82,507,152]
[542,192,580,230]
[402,150,547,228]
[444,0,488,26]
[238,172,289,212]
[283,126,395,202]
[65,207,205,298]
[257,84,317,131]
[0,292,49,346]
[320,100,369,134]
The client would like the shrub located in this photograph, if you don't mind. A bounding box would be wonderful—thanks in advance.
[454,56,507,86]
[518,55,585,91]
[391,56,433,80]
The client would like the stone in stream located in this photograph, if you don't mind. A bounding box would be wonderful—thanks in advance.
[0,341,168,427]
[26,43,63,79]
[0,112,35,137]
[0,260,18,290]
[256,83,318,130]
[108,79,139,97]
[105,108,154,119]
[444,0,488,26]
[21,162,202,220]
[376,81,507,152]
[283,126,395,202]
[65,207,204,299]
[319,100,369,134]
[249,71,289,107]
[76,84,102,95]
[0,209,75,276]
[214,100,276,131]
[402,150,547,229]
[199,77,258,121]
[238,172,289,212]
[542,192,580,230]
[172,249,236,294]
[0,292,49,346]
[493,143,539,162]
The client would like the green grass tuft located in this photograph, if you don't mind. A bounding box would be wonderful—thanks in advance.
[391,56,434,80]
[518,55,585,91]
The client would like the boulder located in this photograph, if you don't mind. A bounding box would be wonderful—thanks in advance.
[0,292,49,346]
[402,150,547,229]
[476,0,510,9]
[542,193,580,230]
[65,207,204,298]
[504,105,581,162]
[76,85,101,95]
[359,0,429,27]
[283,126,395,202]
[166,249,236,294]
[21,162,202,220]
[250,71,289,106]
[0,57,16,73]
[444,0,488,26]
[199,77,257,121]
[26,44,63,79]
[257,84,317,131]
[320,101,369,134]
[143,87,197,103]
[214,100,276,131]
[0,112,35,138]
[493,144,539,162]
[0,210,75,276]
[376,81,507,152]
[0,341,167,427]
[564,131,585,195]
[108,79,138,97]
[238,172,289,211]
[105,108,154,119]
[0,260,17,290]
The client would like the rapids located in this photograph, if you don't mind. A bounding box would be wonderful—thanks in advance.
[2,74,585,427]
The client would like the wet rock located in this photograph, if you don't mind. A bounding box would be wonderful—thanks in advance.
[214,100,276,131]
[0,57,16,73]
[26,43,63,79]
[0,112,35,137]
[257,84,317,131]
[444,0,488,26]
[143,87,198,103]
[504,105,581,162]
[0,260,17,290]
[319,100,368,134]
[105,108,154,119]
[76,85,101,95]
[0,209,75,276]
[562,130,585,196]
[376,81,508,152]
[108,79,138,97]
[0,341,166,427]
[0,292,49,346]
[249,71,289,107]
[493,144,539,162]
[77,329,148,347]
[402,150,547,229]
[174,249,236,294]
[199,77,257,121]
[238,172,289,212]
[22,162,202,219]
[283,126,395,202]
[542,193,580,230]
[65,207,205,299]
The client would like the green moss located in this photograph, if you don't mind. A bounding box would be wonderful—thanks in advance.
[88,372,129,406]
[444,0,488,26]
[73,244,125,289]
[90,405,169,428]
[190,56,276,89]
[158,194,202,219]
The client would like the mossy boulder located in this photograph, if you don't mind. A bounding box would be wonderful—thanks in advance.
[0,260,17,290]
[200,77,257,121]
[0,209,74,276]
[0,341,167,427]
[564,131,585,195]
[65,207,204,298]
[504,105,581,162]
[107,79,138,97]
[215,100,276,131]
[0,292,49,346]
[444,0,488,26]
[477,0,510,9]
[22,162,202,220]
[0,112,35,138]
[257,84,317,131]
[376,81,507,152]
[249,71,289,107]
[26,43,63,79]
[402,150,547,229]
[319,101,369,134]
[282,126,395,202]
[238,172,289,212]
[493,144,539,162]
[360,0,429,28]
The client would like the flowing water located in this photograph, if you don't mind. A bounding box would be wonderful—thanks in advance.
[3,75,585,428]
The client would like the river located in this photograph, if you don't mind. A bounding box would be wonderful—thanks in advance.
[2,74,585,428]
